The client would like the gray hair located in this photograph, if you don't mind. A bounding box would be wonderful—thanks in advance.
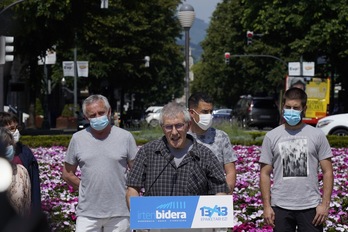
[82,94,111,116]
[159,101,191,125]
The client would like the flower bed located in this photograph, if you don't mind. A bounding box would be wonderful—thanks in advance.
[33,146,348,231]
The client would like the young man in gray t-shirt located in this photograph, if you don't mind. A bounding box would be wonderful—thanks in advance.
[259,88,333,232]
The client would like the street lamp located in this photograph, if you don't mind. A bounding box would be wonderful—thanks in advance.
[61,77,66,86]
[178,4,195,107]
[61,77,75,95]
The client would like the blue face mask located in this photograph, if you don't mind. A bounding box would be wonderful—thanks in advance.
[89,115,109,131]
[5,145,14,161]
[283,109,302,126]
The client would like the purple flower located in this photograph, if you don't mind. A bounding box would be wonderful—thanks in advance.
[33,145,348,231]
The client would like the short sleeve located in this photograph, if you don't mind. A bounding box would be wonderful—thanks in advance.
[259,135,273,165]
[221,132,237,164]
[127,132,138,161]
[65,136,78,165]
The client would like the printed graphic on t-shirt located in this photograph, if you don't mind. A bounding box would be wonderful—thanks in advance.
[279,138,308,177]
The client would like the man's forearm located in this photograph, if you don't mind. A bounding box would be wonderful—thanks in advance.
[321,169,334,207]
[63,175,80,191]
[126,187,140,210]
[224,162,236,194]
[225,172,236,194]
[62,163,80,191]
[260,174,271,207]
[62,172,81,190]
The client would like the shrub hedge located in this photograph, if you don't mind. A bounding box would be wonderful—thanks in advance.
[20,132,348,148]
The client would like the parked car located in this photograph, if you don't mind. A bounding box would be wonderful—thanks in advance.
[232,95,280,129]
[316,113,348,136]
[212,108,232,123]
[145,106,163,127]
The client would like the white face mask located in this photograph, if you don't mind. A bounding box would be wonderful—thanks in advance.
[11,129,20,143]
[193,110,213,131]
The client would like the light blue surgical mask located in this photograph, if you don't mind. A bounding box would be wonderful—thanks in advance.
[283,109,302,126]
[5,145,14,161]
[89,115,109,131]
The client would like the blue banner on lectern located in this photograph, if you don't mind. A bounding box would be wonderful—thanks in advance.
[130,195,233,229]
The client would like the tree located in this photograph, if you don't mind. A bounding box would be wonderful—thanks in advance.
[60,0,185,108]
[193,0,348,110]
[1,0,185,122]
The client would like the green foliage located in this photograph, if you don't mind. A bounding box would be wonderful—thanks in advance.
[327,135,348,148]
[131,125,163,144]
[20,135,72,148]
[214,121,254,145]
[20,126,348,148]
[61,104,79,117]
[35,98,44,116]
[192,0,348,108]
[6,0,184,108]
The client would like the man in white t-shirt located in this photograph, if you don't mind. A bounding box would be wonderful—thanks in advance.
[62,94,138,232]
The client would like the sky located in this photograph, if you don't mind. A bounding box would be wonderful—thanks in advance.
[183,0,222,23]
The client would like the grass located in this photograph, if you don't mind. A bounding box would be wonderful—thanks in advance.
[21,121,348,148]
[131,120,258,146]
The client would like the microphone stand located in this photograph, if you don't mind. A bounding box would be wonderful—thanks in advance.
[190,152,209,191]
[144,154,174,196]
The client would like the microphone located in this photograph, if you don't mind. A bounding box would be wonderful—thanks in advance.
[144,154,175,196]
[190,152,200,162]
[170,172,178,196]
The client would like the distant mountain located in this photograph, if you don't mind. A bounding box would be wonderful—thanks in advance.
[177,18,209,62]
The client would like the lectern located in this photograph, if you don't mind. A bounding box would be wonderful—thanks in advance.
[130,195,234,230]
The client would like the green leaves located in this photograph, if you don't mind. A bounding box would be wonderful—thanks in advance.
[192,0,348,108]
[3,0,185,107]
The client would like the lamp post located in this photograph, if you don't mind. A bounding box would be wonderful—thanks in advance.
[178,4,195,107]
[42,58,50,129]
[73,47,78,114]
[61,77,75,95]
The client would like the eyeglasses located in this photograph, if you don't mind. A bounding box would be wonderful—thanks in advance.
[162,123,186,132]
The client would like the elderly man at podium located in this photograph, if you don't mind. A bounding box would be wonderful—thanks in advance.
[126,101,229,232]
